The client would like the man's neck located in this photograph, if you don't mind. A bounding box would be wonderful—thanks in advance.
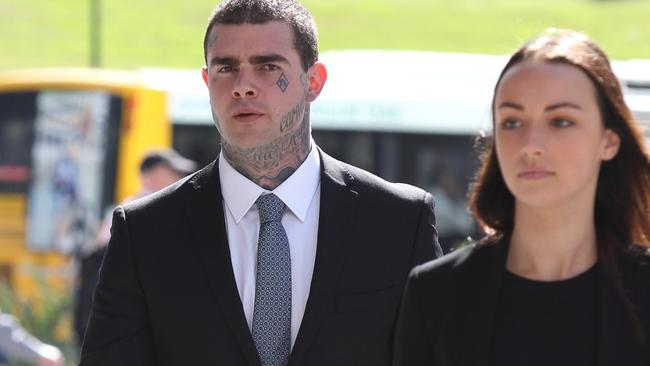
[221,112,311,190]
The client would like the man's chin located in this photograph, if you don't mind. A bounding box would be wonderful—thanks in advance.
[222,136,278,152]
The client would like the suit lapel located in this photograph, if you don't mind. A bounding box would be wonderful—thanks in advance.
[183,160,261,366]
[288,150,359,366]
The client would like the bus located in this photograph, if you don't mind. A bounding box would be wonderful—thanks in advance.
[1,50,648,297]
[0,68,170,298]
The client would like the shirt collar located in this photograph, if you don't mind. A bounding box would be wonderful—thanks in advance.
[219,142,321,224]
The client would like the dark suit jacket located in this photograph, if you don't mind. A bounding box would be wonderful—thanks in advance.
[80,149,441,366]
[393,241,650,366]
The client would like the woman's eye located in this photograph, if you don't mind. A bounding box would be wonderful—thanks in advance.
[501,118,521,130]
[551,118,573,128]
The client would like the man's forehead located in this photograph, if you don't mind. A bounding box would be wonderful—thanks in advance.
[209,21,295,50]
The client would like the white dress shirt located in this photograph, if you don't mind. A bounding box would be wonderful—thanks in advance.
[218,145,321,349]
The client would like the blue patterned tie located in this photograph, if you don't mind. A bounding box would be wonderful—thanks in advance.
[252,194,291,366]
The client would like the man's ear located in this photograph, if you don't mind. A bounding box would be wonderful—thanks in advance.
[202,66,209,86]
[306,63,327,102]
[601,128,621,161]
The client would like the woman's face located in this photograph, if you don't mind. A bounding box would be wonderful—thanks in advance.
[493,60,620,210]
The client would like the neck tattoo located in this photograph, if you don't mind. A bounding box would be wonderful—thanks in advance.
[222,101,311,190]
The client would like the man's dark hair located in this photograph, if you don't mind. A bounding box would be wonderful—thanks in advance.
[203,0,318,72]
[140,149,197,176]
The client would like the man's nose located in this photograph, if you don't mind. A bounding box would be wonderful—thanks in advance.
[232,72,258,98]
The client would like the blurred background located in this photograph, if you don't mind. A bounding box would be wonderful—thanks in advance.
[1,0,649,364]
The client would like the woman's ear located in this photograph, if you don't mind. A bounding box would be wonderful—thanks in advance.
[601,129,621,161]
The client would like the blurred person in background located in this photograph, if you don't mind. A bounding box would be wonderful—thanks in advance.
[0,311,64,366]
[394,29,650,365]
[74,148,197,345]
[80,0,441,365]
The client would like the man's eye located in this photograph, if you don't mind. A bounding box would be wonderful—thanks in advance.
[501,118,522,130]
[261,64,279,71]
[217,66,233,73]
[551,118,573,128]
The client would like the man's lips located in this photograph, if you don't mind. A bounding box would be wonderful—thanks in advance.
[233,111,264,122]
[517,169,555,180]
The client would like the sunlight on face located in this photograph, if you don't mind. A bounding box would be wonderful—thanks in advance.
[202,21,309,150]
[493,61,620,210]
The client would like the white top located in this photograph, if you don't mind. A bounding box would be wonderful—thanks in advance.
[218,145,321,349]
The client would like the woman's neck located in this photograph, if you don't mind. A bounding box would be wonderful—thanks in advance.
[506,200,598,281]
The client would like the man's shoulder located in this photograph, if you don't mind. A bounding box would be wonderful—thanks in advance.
[121,160,216,217]
[322,151,428,203]
[121,175,189,213]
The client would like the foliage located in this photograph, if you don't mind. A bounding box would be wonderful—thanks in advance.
[0,273,78,366]
[0,0,649,69]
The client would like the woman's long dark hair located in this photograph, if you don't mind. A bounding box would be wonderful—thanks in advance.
[469,29,650,341]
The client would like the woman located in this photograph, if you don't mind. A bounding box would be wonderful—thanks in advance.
[393,29,650,366]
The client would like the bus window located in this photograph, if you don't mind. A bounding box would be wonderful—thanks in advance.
[0,92,36,194]
[172,124,220,167]
[169,121,481,252]
[0,92,37,256]
[313,129,479,252]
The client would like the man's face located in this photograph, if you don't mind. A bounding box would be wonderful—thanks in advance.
[141,164,183,193]
[202,21,326,151]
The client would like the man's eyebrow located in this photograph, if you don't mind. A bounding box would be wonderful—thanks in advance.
[250,54,290,65]
[545,102,582,111]
[497,101,524,110]
[209,56,239,67]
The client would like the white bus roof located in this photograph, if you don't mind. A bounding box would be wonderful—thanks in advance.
[140,50,650,136]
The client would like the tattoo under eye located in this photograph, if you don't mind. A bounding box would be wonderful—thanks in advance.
[277,72,289,92]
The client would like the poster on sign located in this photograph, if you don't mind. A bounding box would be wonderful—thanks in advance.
[26,90,110,253]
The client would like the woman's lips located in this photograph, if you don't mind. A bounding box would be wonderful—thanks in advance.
[517,170,555,180]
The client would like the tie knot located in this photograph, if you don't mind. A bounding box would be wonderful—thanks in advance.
[255,194,286,223]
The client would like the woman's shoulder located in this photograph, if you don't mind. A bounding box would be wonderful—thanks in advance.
[410,238,505,283]
[620,244,650,312]
[622,243,650,282]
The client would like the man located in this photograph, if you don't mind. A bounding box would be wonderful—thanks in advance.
[130,148,199,200]
[74,148,197,344]
[80,1,441,365]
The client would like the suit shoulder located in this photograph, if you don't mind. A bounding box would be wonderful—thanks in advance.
[339,160,428,202]
[120,168,201,219]
[123,177,189,210]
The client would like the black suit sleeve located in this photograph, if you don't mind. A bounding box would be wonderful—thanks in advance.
[80,207,155,366]
[393,269,437,366]
[391,192,442,366]
[412,192,443,266]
